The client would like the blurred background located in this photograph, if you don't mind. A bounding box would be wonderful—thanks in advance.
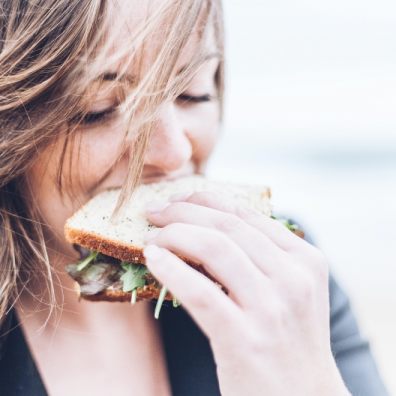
[207,0,396,393]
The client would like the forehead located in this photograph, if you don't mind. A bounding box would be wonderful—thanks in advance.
[106,0,218,72]
[108,0,157,32]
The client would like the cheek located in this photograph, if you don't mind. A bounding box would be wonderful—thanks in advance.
[26,122,128,252]
[74,121,128,192]
[27,146,79,254]
[181,103,221,161]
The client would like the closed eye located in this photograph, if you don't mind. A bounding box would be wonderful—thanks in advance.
[70,107,117,126]
[71,94,212,126]
[177,94,213,104]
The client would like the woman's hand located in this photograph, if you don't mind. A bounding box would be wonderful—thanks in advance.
[143,191,350,396]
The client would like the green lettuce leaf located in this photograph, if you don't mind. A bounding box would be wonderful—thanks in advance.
[120,262,148,292]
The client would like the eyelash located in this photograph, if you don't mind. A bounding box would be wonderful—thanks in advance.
[76,94,212,126]
[78,108,116,126]
[177,93,212,104]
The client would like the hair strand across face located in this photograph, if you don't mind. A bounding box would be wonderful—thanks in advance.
[0,0,224,324]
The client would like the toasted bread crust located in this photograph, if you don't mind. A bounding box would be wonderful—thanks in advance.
[65,224,220,283]
[65,223,225,303]
[80,285,173,302]
[65,225,201,267]
[65,225,147,263]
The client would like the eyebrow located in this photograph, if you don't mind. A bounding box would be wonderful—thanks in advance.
[176,52,221,75]
[96,52,221,84]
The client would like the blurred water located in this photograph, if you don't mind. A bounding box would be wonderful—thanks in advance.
[208,0,396,392]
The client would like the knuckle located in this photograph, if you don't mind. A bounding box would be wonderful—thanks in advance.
[202,230,229,258]
[235,205,260,221]
[188,190,237,215]
[217,213,243,233]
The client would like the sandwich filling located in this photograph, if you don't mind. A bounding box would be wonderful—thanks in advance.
[66,246,179,318]
[65,217,302,318]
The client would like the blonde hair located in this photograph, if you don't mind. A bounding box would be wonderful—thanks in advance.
[0,0,224,323]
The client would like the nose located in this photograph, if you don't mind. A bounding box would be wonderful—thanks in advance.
[144,103,193,172]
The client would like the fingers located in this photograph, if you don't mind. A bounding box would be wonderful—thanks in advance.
[146,200,285,276]
[168,191,307,252]
[143,244,243,340]
[145,222,269,307]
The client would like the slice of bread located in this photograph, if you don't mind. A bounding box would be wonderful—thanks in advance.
[64,175,272,302]
[65,175,271,263]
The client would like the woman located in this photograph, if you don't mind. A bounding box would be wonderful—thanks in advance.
[0,1,388,395]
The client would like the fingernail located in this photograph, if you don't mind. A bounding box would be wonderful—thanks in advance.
[146,200,170,214]
[143,245,163,261]
[169,192,191,202]
[144,228,160,242]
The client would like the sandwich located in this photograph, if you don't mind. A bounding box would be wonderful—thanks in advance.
[64,175,301,317]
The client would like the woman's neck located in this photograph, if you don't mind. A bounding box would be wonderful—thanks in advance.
[15,252,172,396]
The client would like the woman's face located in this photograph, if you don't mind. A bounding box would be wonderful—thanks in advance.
[26,1,221,259]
